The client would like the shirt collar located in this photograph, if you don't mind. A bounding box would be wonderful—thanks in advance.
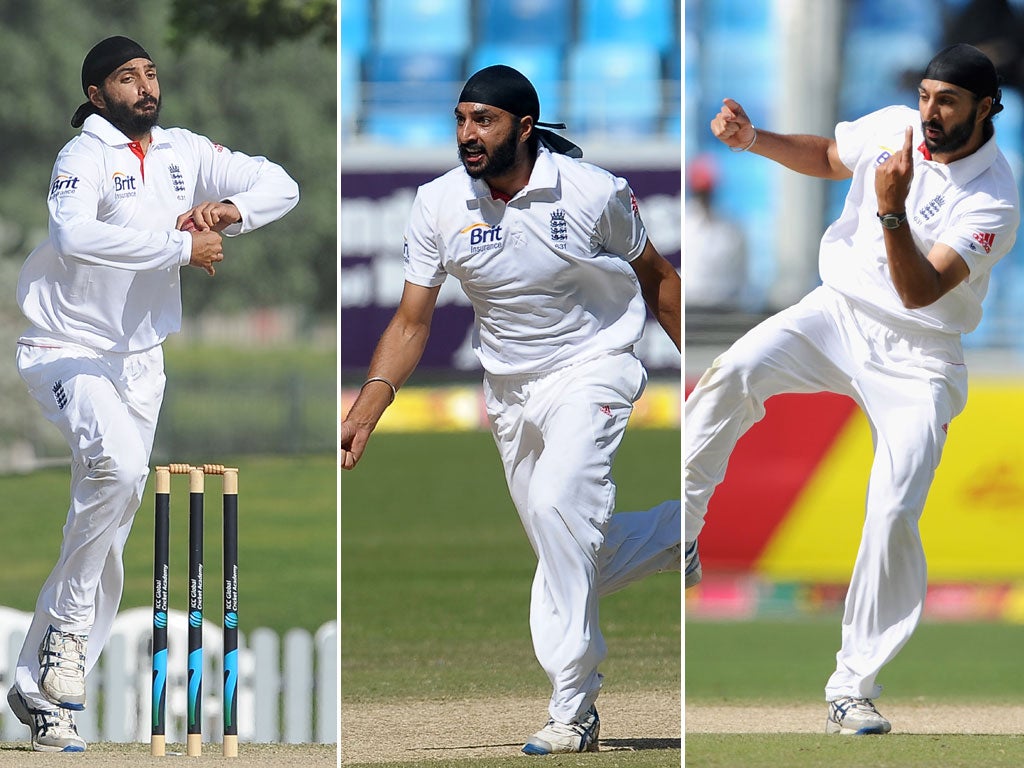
[465,145,560,203]
[919,130,1000,186]
[81,112,167,148]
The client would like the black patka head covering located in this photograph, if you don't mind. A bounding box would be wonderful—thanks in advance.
[923,43,1003,115]
[458,64,583,158]
[71,36,152,128]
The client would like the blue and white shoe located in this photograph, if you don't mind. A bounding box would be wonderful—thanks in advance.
[7,686,86,752]
[522,705,600,754]
[684,540,702,588]
[826,696,891,735]
[38,625,87,710]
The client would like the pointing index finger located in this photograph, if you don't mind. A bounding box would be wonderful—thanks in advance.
[903,125,914,155]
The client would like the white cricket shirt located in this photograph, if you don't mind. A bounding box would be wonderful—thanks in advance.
[18,114,299,352]
[404,146,649,375]
[821,105,1018,334]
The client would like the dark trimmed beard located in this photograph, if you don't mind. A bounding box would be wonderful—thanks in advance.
[923,104,977,155]
[459,125,520,180]
[102,88,161,138]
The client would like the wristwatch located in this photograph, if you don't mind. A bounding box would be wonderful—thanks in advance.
[877,211,907,230]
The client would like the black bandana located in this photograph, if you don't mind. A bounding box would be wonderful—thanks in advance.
[923,43,1003,115]
[458,65,582,158]
[71,36,152,128]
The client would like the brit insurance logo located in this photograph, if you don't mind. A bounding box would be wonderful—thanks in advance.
[112,171,139,199]
[461,222,503,254]
[49,174,80,199]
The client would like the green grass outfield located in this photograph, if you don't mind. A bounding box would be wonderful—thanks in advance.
[341,429,681,767]
[0,453,336,635]
[159,343,336,457]
[686,735,1024,768]
[686,619,1024,767]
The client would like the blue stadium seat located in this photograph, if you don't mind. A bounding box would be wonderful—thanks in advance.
[567,43,663,135]
[700,30,778,107]
[994,86,1024,162]
[685,29,702,154]
[363,113,455,146]
[702,0,773,33]
[363,51,462,144]
[477,0,572,47]
[664,43,682,137]
[340,50,361,137]
[467,45,564,120]
[846,0,941,43]
[665,41,681,82]
[340,0,371,56]
[579,0,676,54]
[365,51,463,111]
[377,0,470,54]
[839,30,934,120]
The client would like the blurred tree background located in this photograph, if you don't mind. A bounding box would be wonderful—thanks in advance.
[0,0,336,317]
[0,0,338,465]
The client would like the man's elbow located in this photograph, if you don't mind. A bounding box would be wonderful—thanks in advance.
[283,179,300,213]
[897,285,943,310]
[901,296,931,310]
[51,222,90,258]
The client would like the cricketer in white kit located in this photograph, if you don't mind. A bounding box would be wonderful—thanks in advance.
[341,65,682,755]
[686,43,1019,735]
[8,36,298,752]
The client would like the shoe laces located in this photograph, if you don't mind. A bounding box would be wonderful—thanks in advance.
[42,630,86,672]
[833,697,881,718]
[35,707,78,737]
[540,706,598,738]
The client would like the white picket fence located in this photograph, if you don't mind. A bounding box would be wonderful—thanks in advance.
[0,606,337,745]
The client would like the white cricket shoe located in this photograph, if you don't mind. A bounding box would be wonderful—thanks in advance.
[522,705,600,755]
[684,540,702,588]
[826,696,891,735]
[7,686,87,752]
[38,625,87,710]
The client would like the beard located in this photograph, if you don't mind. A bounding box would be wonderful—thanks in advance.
[922,105,977,155]
[102,89,161,137]
[459,125,520,180]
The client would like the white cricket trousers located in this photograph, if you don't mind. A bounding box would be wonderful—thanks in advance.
[14,341,165,709]
[484,350,682,724]
[685,286,967,701]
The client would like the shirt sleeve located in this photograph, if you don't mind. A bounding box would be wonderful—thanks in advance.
[595,175,648,261]
[402,187,447,287]
[938,197,1019,280]
[834,106,905,172]
[187,131,300,236]
[48,145,192,271]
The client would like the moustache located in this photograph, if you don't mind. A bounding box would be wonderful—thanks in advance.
[459,143,486,156]
[135,97,158,109]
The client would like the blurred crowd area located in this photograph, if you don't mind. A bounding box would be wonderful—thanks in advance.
[687,0,1024,353]
[340,0,682,145]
